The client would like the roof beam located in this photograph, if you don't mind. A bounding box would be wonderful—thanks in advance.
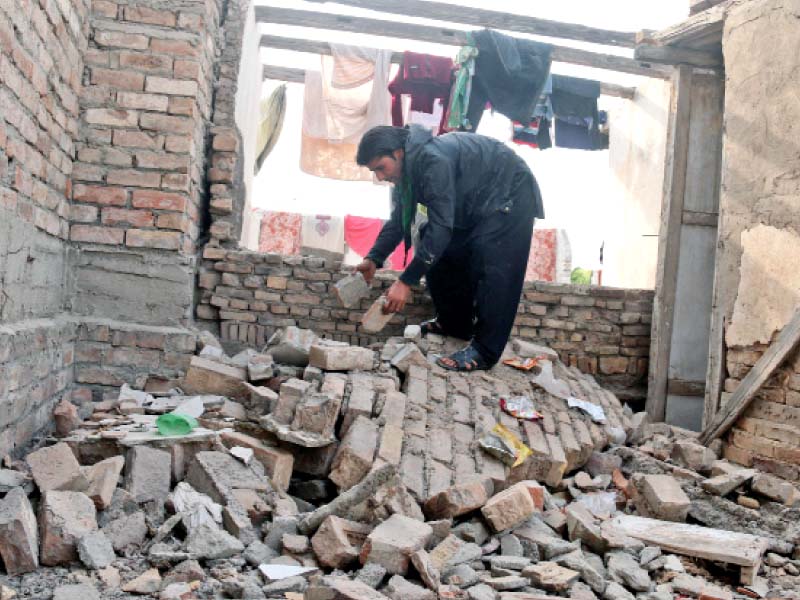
[303,0,637,48]
[255,6,672,80]
[260,36,637,99]
[638,1,727,50]
[634,44,722,69]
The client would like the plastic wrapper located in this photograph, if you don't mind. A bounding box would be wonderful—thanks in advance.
[478,423,532,468]
[567,397,607,423]
[502,357,540,371]
[156,412,198,436]
[500,396,543,421]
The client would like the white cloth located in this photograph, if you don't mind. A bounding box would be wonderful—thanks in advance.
[301,214,345,256]
[302,43,393,143]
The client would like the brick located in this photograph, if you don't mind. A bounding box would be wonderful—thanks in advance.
[101,207,154,227]
[219,431,294,492]
[145,76,198,96]
[291,392,343,439]
[140,112,193,134]
[599,356,628,375]
[39,491,98,566]
[26,443,89,492]
[182,356,247,399]
[671,440,717,473]
[329,416,378,491]
[423,476,494,520]
[156,212,188,231]
[94,30,149,50]
[119,51,173,73]
[173,59,200,79]
[481,481,539,532]
[167,97,195,116]
[185,451,269,505]
[69,204,99,223]
[107,169,161,188]
[126,229,181,249]
[112,129,160,149]
[125,446,171,503]
[130,189,187,211]
[135,151,188,171]
[92,68,144,91]
[639,474,690,521]
[309,343,374,371]
[84,108,138,127]
[360,514,432,575]
[124,5,177,26]
[0,487,39,574]
[333,273,369,308]
[84,456,125,510]
[361,297,394,333]
[522,562,579,592]
[751,473,800,505]
[311,516,372,568]
[116,91,169,112]
[150,38,197,57]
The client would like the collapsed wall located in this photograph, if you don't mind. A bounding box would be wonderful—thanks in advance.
[196,249,654,400]
[711,0,800,481]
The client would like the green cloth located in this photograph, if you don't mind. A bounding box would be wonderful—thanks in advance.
[156,413,198,436]
[447,38,479,130]
[255,84,287,174]
[571,267,593,285]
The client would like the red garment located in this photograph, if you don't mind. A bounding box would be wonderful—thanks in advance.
[388,51,453,134]
[259,211,302,255]
[345,215,412,270]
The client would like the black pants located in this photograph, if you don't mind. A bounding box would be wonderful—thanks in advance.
[425,170,537,365]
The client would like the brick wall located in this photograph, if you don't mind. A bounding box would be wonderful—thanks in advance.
[0,0,90,456]
[196,249,654,398]
[72,0,220,254]
[722,347,800,482]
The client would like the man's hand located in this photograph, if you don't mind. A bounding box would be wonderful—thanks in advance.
[383,280,411,314]
[354,258,377,284]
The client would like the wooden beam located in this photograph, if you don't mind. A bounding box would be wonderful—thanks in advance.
[667,378,705,397]
[255,6,672,79]
[304,0,636,48]
[699,307,800,445]
[634,44,722,69]
[646,65,694,423]
[263,65,305,84]
[260,35,638,99]
[641,1,727,50]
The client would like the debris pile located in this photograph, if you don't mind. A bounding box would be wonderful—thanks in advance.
[0,326,798,600]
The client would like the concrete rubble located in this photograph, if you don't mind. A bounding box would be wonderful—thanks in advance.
[0,328,797,599]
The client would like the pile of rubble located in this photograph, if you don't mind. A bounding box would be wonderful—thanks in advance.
[0,325,798,600]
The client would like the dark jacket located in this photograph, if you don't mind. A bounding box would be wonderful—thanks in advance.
[366,125,544,285]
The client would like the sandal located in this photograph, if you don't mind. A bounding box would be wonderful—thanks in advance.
[420,318,446,337]
[437,345,491,372]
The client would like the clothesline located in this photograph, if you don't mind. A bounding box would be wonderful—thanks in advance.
[260,35,637,100]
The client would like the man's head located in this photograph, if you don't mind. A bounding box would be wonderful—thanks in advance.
[356,126,410,184]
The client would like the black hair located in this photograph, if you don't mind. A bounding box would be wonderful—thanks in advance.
[356,126,410,166]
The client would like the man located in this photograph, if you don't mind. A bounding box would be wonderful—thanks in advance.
[355,124,544,371]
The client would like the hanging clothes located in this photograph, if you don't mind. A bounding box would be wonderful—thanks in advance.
[259,211,302,255]
[344,215,410,270]
[463,29,552,131]
[445,41,479,131]
[512,118,552,149]
[301,44,393,181]
[551,75,607,151]
[389,51,453,134]
[255,84,287,174]
[300,215,345,258]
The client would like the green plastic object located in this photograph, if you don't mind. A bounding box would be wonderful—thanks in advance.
[571,267,593,285]
[156,412,198,436]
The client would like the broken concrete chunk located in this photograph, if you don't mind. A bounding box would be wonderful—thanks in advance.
[511,339,559,361]
[183,522,244,559]
[481,481,539,532]
[182,356,247,399]
[0,487,39,574]
[77,530,116,569]
[185,451,270,505]
[53,398,80,437]
[122,568,162,594]
[267,326,319,367]
[606,550,652,592]
[85,455,125,510]
[404,325,422,342]
[53,584,101,600]
[292,392,343,438]
[334,272,370,309]
[309,342,374,371]
[125,446,172,503]
[247,353,275,381]
[361,297,395,333]
[329,415,379,492]
[39,491,98,566]
[671,440,717,474]
[565,503,605,553]
[390,343,427,374]
[102,510,148,552]
[310,575,390,599]
[274,378,313,424]
[383,574,436,600]
[701,469,755,496]
[361,514,433,575]
[424,476,494,520]
[219,399,247,420]
[522,561,580,591]
[311,516,373,568]
[410,548,441,590]
[26,442,88,493]
[638,474,690,522]
[750,473,800,506]
[220,431,294,491]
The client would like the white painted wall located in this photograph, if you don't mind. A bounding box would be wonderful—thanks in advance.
[604,78,671,289]
[234,2,264,250]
